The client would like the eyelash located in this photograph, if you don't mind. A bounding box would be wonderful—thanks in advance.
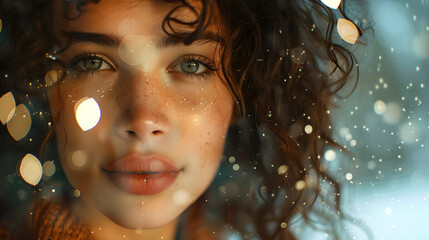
[68,52,115,72]
[67,52,217,81]
[167,55,218,81]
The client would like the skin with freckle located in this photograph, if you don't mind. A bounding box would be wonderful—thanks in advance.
[48,0,233,239]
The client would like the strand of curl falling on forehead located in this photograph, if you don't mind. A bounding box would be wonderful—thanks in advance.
[0,0,362,190]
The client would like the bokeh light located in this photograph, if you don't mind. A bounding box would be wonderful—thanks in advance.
[304,124,313,134]
[7,103,31,141]
[277,165,288,174]
[324,149,336,161]
[321,0,341,9]
[44,70,59,87]
[72,189,81,198]
[337,18,359,44]
[173,189,191,206]
[119,35,156,69]
[295,180,306,191]
[412,31,429,59]
[19,153,43,186]
[382,102,402,124]
[42,161,56,177]
[0,91,16,124]
[345,172,353,180]
[373,100,386,115]
[192,114,202,125]
[68,150,88,170]
[232,164,240,171]
[74,97,101,131]
[384,207,393,216]
[399,122,419,144]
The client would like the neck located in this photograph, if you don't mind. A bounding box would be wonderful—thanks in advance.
[90,219,178,240]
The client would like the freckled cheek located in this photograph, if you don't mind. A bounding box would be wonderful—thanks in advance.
[51,84,112,174]
[63,164,93,193]
[57,145,100,194]
[54,82,115,129]
[194,107,232,167]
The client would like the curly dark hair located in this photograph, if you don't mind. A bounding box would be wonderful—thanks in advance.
[0,0,369,239]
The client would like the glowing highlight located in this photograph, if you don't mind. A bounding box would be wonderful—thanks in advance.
[337,18,359,44]
[7,104,31,141]
[74,97,101,131]
[321,0,341,9]
[0,92,16,124]
[45,70,59,87]
[19,153,43,186]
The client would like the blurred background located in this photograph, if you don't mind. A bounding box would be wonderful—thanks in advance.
[294,0,429,239]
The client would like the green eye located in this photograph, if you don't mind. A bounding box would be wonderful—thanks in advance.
[180,60,199,73]
[168,55,217,80]
[83,57,102,70]
[70,54,114,72]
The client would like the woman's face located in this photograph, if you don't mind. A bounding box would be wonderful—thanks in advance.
[49,0,233,230]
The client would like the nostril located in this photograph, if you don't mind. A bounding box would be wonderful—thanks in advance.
[152,130,162,135]
[127,130,137,137]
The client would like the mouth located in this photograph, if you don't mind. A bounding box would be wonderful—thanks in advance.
[102,154,182,195]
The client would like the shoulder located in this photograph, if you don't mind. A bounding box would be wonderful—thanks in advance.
[0,227,11,240]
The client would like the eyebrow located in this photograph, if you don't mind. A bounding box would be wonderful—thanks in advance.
[62,31,225,48]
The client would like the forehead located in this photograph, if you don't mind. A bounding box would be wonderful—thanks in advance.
[61,0,206,37]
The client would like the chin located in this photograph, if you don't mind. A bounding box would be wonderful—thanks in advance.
[91,191,186,230]
[105,207,181,230]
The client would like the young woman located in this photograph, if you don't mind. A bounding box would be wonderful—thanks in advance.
[0,0,366,239]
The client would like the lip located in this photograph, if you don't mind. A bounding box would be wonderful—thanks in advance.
[102,154,181,195]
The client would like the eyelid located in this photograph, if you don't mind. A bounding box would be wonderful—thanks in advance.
[69,52,117,71]
[167,54,217,74]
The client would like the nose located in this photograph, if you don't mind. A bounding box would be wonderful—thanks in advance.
[115,71,169,141]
